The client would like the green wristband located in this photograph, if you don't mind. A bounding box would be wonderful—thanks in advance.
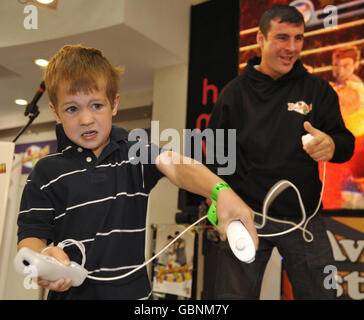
[207,204,218,227]
[207,182,232,227]
[212,182,232,202]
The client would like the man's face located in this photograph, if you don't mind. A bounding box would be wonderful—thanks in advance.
[332,57,356,84]
[257,19,304,79]
[50,86,119,158]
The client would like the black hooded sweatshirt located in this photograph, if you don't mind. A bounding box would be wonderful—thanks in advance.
[208,56,355,218]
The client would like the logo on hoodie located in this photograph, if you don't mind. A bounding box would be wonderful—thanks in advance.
[287,101,312,115]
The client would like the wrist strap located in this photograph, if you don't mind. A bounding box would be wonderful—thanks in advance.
[41,246,51,254]
[211,182,232,202]
[207,182,232,227]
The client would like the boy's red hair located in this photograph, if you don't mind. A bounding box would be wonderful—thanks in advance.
[44,44,124,107]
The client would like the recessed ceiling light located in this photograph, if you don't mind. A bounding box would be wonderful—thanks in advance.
[34,59,49,67]
[15,99,28,106]
[36,0,55,4]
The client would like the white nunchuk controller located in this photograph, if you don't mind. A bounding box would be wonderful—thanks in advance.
[226,220,256,263]
[14,247,88,287]
[302,133,314,146]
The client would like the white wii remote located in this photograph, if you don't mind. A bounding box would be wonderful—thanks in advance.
[302,133,314,146]
[14,247,88,287]
[226,220,256,263]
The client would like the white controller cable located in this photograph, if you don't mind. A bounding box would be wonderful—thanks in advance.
[57,214,208,282]
[254,161,326,242]
[55,161,326,281]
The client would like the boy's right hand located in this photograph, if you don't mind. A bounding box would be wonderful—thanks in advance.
[215,189,259,249]
[37,246,73,292]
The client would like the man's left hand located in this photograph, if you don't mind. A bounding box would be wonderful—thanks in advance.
[303,121,335,162]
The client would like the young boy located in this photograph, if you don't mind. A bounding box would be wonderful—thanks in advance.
[17,44,258,300]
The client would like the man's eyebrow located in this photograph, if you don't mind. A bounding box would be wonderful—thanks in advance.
[275,33,304,37]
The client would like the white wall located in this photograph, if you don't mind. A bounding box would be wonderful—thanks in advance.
[124,0,190,62]
[0,0,126,47]
[1,170,43,300]
[146,64,189,222]
[145,62,189,290]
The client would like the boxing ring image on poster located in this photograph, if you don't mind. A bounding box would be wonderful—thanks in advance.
[322,45,364,209]
[152,224,195,298]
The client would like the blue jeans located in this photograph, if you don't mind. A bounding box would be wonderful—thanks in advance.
[212,215,337,300]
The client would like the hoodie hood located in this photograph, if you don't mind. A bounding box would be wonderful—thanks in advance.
[239,56,309,106]
[245,56,308,82]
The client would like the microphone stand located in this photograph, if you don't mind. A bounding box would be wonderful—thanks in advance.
[12,104,40,143]
[12,81,45,143]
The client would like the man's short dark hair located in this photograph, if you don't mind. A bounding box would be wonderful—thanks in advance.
[259,5,305,37]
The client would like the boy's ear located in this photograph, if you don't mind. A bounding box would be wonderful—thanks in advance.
[112,94,120,116]
[49,103,61,123]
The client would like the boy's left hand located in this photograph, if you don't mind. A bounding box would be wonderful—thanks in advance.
[215,189,259,249]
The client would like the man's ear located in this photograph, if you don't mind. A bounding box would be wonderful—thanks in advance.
[112,94,120,116]
[49,103,61,123]
[256,30,265,49]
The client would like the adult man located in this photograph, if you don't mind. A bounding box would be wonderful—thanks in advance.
[207,5,354,299]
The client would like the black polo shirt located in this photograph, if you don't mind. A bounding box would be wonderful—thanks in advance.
[17,124,164,299]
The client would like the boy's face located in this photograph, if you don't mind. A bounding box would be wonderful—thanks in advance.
[257,19,304,79]
[50,86,119,158]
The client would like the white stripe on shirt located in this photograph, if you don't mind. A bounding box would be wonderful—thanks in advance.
[60,228,146,245]
[40,160,134,191]
[40,169,87,190]
[19,207,54,214]
[54,192,149,220]
[96,160,132,169]
[139,291,152,300]
[42,146,73,159]
[96,227,146,237]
